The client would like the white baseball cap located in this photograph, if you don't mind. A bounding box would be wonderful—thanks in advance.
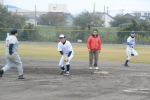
[59,34,66,39]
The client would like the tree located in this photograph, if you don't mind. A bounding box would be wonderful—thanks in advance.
[19,23,41,41]
[117,19,150,43]
[73,10,104,30]
[39,12,66,26]
[0,4,27,40]
[110,14,136,27]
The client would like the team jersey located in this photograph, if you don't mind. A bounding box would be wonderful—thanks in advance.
[6,36,18,53]
[127,36,135,48]
[58,40,74,55]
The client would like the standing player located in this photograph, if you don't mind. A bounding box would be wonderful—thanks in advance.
[58,34,74,76]
[124,31,138,67]
[87,29,101,70]
[0,29,25,79]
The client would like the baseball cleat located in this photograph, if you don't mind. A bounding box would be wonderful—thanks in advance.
[124,64,129,67]
[0,69,4,77]
[89,67,93,70]
[18,75,25,79]
[60,70,66,75]
[94,67,99,70]
[64,71,70,76]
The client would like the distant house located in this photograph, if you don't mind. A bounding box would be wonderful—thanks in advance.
[124,12,150,20]
[62,13,74,26]
[102,13,114,27]
[25,14,40,26]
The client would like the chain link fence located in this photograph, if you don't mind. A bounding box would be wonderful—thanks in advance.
[0,28,150,45]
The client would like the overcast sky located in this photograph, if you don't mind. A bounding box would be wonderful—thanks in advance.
[4,0,150,16]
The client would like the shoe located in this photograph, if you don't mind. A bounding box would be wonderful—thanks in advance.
[94,67,99,70]
[18,75,25,79]
[0,69,4,77]
[89,67,93,70]
[124,64,129,67]
[60,70,66,75]
[64,71,70,76]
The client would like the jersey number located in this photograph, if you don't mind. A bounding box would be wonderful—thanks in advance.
[6,40,9,47]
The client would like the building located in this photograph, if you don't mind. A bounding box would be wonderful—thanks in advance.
[102,13,114,27]
[48,4,68,13]
[25,14,40,26]
[0,0,4,5]
[133,11,150,16]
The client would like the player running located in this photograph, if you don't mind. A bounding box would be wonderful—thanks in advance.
[0,29,25,79]
[124,31,138,67]
[58,34,74,76]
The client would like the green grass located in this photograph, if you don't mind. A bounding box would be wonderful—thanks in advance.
[0,44,149,63]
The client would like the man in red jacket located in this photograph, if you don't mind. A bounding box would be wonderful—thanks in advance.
[87,29,101,70]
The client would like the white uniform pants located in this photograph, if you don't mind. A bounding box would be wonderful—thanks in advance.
[126,47,138,60]
[2,53,23,76]
[59,54,74,68]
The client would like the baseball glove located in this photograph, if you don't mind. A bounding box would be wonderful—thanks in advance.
[64,57,69,62]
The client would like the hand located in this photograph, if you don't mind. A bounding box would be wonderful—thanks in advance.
[98,50,101,53]
[63,54,66,58]
[10,54,14,59]
[133,43,136,45]
[88,49,91,52]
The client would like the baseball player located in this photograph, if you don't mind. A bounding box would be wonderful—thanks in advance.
[58,34,74,76]
[0,29,25,79]
[124,31,138,67]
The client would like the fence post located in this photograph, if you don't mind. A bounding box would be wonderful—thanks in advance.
[7,33,9,37]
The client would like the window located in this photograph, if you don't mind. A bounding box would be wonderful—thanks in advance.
[138,13,141,16]
[53,7,56,10]
[148,13,150,16]
[144,13,147,15]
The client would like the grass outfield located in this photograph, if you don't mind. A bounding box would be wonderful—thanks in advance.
[0,44,149,63]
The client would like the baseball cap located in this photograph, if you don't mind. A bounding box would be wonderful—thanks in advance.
[59,34,66,39]
[11,29,18,34]
[130,31,135,34]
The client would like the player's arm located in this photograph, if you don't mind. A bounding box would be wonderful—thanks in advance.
[9,43,14,58]
[87,37,91,52]
[126,37,133,45]
[67,51,72,57]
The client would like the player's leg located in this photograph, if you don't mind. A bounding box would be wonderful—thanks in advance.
[59,56,66,74]
[0,57,13,77]
[89,50,94,70]
[124,48,132,67]
[64,54,74,76]
[13,54,25,79]
[93,50,99,70]
[131,49,138,57]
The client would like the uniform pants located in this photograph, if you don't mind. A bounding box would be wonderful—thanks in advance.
[126,47,138,60]
[2,53,23,76]
[89,50,99,67]
[59,54,74,68]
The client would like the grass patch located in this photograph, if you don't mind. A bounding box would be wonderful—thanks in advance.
[0,44,149,63]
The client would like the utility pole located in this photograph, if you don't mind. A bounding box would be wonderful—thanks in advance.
[121,9,124,15]
[104,5,105,27]
[35,5,36,26]
[93,2,95,13]
[107,7,108,13]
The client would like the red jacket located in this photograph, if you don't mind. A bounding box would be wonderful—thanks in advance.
[87,36,101,50]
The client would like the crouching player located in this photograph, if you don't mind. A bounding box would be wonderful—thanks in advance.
[58,34,74,76]
[124,31,138,67]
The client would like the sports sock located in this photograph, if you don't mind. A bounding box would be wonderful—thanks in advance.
[66,65,70,72]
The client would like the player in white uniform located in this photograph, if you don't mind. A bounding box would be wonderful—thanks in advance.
[124,31,138,67]
[0,29,25,79]
[58,34,74,76]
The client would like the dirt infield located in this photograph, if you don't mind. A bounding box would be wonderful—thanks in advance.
[0,56,150,100]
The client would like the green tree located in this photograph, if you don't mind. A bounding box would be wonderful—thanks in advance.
[39,12,66,26]
[19,23,41,41]
[110,14,136,27]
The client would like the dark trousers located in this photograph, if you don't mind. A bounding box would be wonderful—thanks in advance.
[89,50,99,67]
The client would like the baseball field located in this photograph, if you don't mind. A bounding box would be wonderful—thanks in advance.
[0,43,150,100]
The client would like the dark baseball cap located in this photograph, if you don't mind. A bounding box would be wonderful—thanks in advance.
[11,29,18,34]
[130,31,135,34]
